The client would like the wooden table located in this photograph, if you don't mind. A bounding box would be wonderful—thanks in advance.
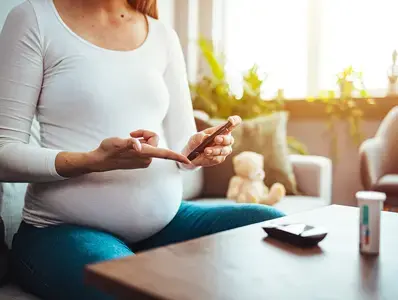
[85,205,398,300]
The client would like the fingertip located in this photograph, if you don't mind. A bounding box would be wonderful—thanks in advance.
[182,159,191,165]
[178,153,190,164]
[129,130,139,137]
[223,146,232,156]
[182,155,191,164]
[228,115,242,127]
[222,135,233,146]
[215,136,223,144]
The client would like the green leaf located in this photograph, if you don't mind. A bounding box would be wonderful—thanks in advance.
[287,136,309,155]
[198,37,225,81]
[359,90,369,98]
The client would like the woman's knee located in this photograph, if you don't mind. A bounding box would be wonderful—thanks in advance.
[238,204,286,223]
[184,202,285,235]
[210,203,285,229]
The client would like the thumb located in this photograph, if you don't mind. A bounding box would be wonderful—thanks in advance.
[187,132,209,153]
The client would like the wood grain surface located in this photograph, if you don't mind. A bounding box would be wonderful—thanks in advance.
[85,205,398,300]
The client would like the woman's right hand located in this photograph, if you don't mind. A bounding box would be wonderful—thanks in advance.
[55,130,191,177]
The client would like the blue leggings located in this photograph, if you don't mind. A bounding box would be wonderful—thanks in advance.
[10,201,284,300]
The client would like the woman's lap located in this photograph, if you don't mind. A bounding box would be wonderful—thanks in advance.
[11,201,284,299]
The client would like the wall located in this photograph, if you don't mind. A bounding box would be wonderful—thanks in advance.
[287,119,381,207]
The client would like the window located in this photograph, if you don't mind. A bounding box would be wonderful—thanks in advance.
[218,0,398,98]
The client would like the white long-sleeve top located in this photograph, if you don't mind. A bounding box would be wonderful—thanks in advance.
[0,0,197,242]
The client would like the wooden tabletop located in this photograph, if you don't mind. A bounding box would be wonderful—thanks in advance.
[85,205,398,300]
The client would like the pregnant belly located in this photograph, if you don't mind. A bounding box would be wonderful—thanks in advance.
[23,160,183,242]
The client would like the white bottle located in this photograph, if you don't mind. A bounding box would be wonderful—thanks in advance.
[356,191,386,255]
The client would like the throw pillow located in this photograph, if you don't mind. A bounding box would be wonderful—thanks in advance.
[195,112,299,197]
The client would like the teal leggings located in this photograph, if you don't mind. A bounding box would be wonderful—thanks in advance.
[10,201,284,300]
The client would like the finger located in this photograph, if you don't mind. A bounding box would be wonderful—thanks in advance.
[141,144,191,164]
[130,131,159,147]
[213,134,234,146]
[227,115,242,131]
[136,138,147,144]
[204,146,232,156]
[146,135,159,147]
[189,132,208,149]
[130,129,157,139]
[130,130,160,147]
[202,115,242,135]
[114,138,141,152]
[210,156,226,164]
[203,124,224,135]
[136,137,157,146]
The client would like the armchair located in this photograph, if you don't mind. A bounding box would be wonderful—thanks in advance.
[359,106,398,207]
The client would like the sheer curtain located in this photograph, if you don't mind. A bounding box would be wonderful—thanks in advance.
[222,0,308,98]
[220,0,398,98]
[318,0,398,95]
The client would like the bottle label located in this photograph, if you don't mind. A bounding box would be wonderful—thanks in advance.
[360,205,370,248]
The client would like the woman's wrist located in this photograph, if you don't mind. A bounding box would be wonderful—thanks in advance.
[55,151,98,178]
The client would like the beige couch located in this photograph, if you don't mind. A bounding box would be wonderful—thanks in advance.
[182,154,333,215]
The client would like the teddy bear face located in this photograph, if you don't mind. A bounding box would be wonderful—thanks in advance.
[232,151,265,181]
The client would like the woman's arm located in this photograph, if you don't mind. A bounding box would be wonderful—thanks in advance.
[0,4,192,182]
[0,3,89,182]
[162,28,198,170]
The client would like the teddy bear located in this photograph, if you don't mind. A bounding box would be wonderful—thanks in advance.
[227,151,286,205]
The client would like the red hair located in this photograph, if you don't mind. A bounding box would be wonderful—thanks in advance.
[129,0,158,19]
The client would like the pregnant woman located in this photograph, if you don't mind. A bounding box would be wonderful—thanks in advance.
[0,0,284,299]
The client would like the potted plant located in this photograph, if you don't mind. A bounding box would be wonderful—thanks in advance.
[308,66,375,160]
[388,50,398,95]
[190,38,307,155]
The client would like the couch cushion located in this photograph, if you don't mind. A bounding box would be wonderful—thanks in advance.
[375,174,398,206]
[193,196,327,216]
[273,196,328,215]
[1,183,27,248]
[375,174,398,195]
[0,284,39,300]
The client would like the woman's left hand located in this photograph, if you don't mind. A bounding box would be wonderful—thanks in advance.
[182,116,242,167]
